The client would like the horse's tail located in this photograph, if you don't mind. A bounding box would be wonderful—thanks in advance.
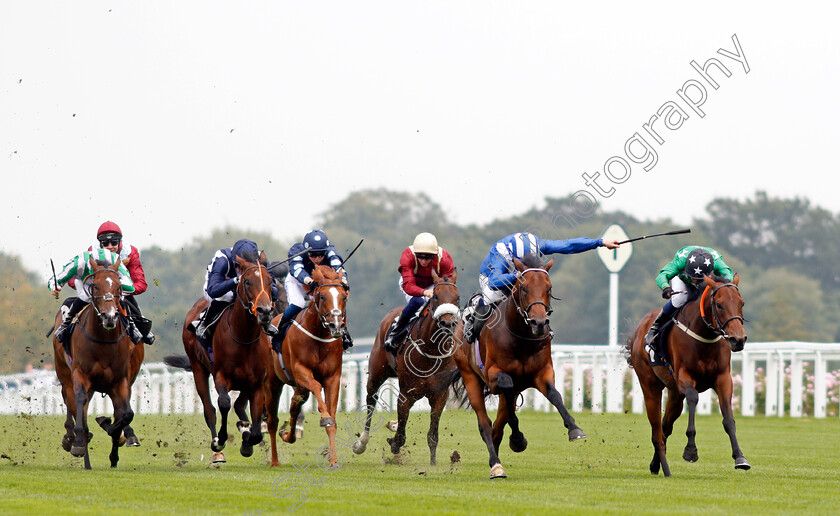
[163,355,192,371]
[448,368,490,409]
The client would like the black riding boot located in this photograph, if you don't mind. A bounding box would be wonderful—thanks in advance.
[383,315,410,354]
[195,300,228,342]
[55,298,87,346]
[124,296,155,344]
[271,315,295,354]
[342,327,354,351]
[644,301,677,359]
[464,304,492,342]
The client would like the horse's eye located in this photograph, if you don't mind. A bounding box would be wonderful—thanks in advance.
[716,302,723,310]
[433,295,438,302]
[521,287,528,295]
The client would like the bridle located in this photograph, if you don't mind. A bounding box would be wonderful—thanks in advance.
[511,268,553,327]
[404,280,460,361]
[310,280,348,332]
[699,282,745,339]
[236,263,272,317]
[85,268,125,318]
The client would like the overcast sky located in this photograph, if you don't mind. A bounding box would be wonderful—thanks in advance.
[2,2,838,278]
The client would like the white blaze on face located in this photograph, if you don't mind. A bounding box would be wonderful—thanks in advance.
[329,287,340,312]
[106,277,114,289]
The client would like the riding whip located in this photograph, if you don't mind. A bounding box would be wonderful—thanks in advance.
[617,228,690,245]
[341,239,364,265]
[50,258,59,293]
[267,248,310,272]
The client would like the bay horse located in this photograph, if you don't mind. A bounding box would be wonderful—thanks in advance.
[165,253,274,463]
[626,273,749,477]
[51,257,137,469]
[452,254,583,479]
[352,269,460,465]
[264,265,348,468]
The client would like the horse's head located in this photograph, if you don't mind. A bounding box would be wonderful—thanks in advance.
[703,273,747,352]
[429,268,460,332]
[235,252,275,330]
[310,265,348,339]
[512,254,554,337]
[88,256,123,331]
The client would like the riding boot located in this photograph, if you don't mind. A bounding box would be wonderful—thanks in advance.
[644,301,677,356]
[383,315,410,354]
[271,306,301,354]
[195,300,228,342]
[55,298,87,346]
[464,304,492,342]
[127,320,144,344]
[342,327,354,351]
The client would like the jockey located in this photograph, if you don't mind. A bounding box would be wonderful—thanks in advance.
[194,238,280,342]
[383,232,456,354]
[271,229,353,353]
[66,221,155,344]
[49,247,141,344]
[462,231,621,342]
[643,246,734,358]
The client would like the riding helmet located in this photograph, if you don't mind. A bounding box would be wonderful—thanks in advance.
[303,230,330,252]
[97,221,122,238]
[684,248,714,280]
[412,232,439,255]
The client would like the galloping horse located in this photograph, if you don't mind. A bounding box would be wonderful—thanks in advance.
[166,253,274,463]
[353,269,460,465]
[452,254,582,479]
[265,265,348,468]
[51,257,137,469]
[626,273,749,476]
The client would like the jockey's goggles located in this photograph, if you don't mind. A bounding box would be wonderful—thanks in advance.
[416,253,436,261]
[98,235,121,246]
[308,250,327,258]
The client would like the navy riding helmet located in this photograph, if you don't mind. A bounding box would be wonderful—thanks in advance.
[303,230,330,252]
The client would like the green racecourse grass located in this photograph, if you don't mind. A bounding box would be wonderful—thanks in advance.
[1,410,839,515]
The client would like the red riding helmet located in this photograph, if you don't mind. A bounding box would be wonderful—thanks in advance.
[97,221,123,238]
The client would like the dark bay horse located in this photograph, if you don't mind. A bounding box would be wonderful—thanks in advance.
[51,257,137,469]
[166,253,274,463]
[352,269,460,465]
[626,273,749,477]
[453,254,583,479]
[265,265,348,468]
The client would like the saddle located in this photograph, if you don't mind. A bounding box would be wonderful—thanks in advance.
[393,301,430,353]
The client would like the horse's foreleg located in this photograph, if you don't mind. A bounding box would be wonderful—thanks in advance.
[716,374,750,470]
[264,375,283,467]
[321,373,342,468]
[491,393,509,454]
[639,376,668,476]
[215,382,232,451]
[192,368,219,450]
[387,390,417,456]
[353,358,390,454]
[427,390,448,466]
[234,393,250,431]
[282,388,309,444]
[534,368,585,441]
[70,371,91,464]
[492,371,527,454]
[240,388,264,458]
[461,370,504,477]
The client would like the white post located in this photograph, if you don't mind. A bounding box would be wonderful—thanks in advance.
[790,353,803,417]
[741,352,756,416]
[814,351,826,418]
[609,272,619,348]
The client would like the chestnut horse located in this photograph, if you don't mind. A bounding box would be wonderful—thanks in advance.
[453,254,583,479]
[626,273,749,476]
[165,253,274,463]
[265,265,348,468]
[51,257,137,469]
[352,269,460,465]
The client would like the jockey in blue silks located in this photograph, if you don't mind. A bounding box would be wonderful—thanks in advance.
[462,232,620,342]
[271,229,353,353]
[194,239,280,342]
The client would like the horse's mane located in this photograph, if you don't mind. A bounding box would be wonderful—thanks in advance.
[313,264,341,281]
[238,249,261,264]
[519,253,544,269]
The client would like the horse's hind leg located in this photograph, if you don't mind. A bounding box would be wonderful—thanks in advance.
[282,388,309,444]
[641,380,669,476]
[264,374,284,467]
[105,381,135,468]
[667,382,694,464]
[70,371,92,465]
[461,370,504,477]
[427,390,448,466]
[716,374,750,470]
[192,368,219,452]
[492,373,527,453]
[534,368,585,441]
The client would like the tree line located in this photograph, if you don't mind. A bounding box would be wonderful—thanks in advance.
[2,189,838,374]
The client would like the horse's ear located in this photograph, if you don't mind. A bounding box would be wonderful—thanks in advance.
[544,258,554,272]
[110,258,122,271]
[450,267,458,284]
[89,255,101,271]
[259,250,268,266]
[431,268,440,283]
[704,275,716,287]
[732,273,740,286]
[235,255,249,269]
[513,258,526,272]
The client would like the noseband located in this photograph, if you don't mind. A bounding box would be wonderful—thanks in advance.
[86,268,124,318]
[511,268,553,326]
[312,281,348,330]
[700,283,744,339]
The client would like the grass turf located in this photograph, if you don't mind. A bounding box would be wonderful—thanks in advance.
[1,410,839,515]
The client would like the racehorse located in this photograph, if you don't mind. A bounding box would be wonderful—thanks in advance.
[165,253,274,463]
[51,257,138,469]
[626,273,749,477]
[264,265,348,468]
[452,254,583,479]
[352,269,460,465]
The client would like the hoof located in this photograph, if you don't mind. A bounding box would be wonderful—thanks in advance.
[70,445,86,457]
[61,435,73,453]
[489,463,507,479]
[568,428,586,441]
[319,417,336,428]
[387,437,402,455]
[281,431,294,443]
[118,435,127,447]
[509,433,528,453]
[236,420,251,432]
[352,440,367,455]
[125,436,140,447]
[211,451,226,464]
[735,457,751,470]
[240,443,254,457]
[95,416,111,429]
[386,420,398,432]
[683,447,698,463]
[211,437,225,452]
[295,427,304,440]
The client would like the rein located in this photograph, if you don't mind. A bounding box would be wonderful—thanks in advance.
[85,268,127,318]
[237,263,272,317]
[510,268,553,329]
[699,283,744,339]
